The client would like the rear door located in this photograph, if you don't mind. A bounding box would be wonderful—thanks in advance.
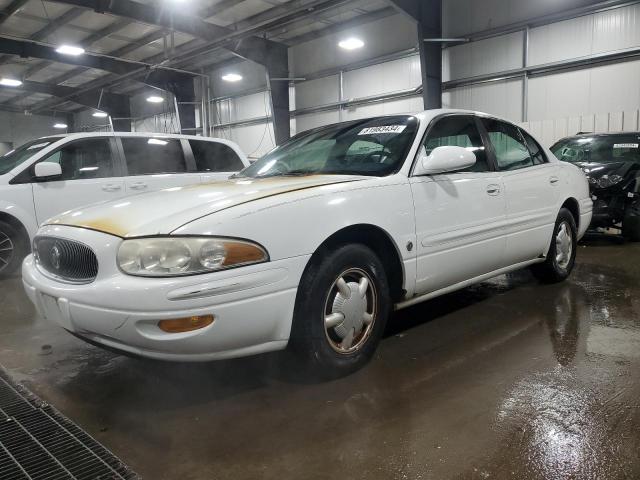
[186,139,247,183]
[480,118,560,265]
[118,136,202,194]
[31,137,126,224]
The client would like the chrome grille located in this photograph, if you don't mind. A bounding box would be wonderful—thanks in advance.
[34,237,98,283]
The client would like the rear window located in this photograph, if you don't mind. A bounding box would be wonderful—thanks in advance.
[189,140,244,172]
[122,137,187,175]
[551,135,640,164]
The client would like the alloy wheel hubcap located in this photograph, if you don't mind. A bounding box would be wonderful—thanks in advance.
[0,230,14,273]
[324,268,377,354]
[555,222,573,270]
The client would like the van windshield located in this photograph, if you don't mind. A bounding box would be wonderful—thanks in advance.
[0,137,63,175]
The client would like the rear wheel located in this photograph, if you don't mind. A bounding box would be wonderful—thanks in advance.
[289,244,391,379]
[531,208,577,284]
[0,221,27,279]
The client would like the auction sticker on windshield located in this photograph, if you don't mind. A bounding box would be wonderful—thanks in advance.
[613,143,639,149]
[359,125,407,135]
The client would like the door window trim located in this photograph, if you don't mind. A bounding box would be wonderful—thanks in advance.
[410,113,497,177]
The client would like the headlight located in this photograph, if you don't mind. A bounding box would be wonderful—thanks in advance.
[596,174,623,189]
[117,237,268,277]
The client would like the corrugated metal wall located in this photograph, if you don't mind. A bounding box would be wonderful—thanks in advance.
[443,2,640,146]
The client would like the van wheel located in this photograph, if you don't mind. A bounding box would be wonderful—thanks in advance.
[531,208,577,284]
[289,244,390,379]
[0,221,27,279]
[622,202,640,242]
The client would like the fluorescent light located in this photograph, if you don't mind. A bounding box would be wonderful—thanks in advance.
[221,73,242,82]
[53,123,68,129]
[55,45,85,56]
[338,38,364,50]
[146,95,164,103]
[0,78,22,87]
[92,111,108,118]
[148,138,168,146]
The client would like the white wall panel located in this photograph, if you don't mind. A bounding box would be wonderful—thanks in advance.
[442,79,523,122]
[623,110,639,131]
[443,31,523,81]
[609,111,623,132]
[343,55,421,99]
[592,4,640,54]
[295,110,341,133]
[295,75,340,110]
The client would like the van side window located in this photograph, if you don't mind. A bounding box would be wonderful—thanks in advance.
[188,140,244,172]
[39,138,115,181]
[122,138,187,175]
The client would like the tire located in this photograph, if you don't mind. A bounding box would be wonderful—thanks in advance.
[530,208,577,284]
[622,202,640,242]
[0,220,27,279]
[289,244,391,379]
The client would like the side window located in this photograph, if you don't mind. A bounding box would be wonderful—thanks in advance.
[122,137,186,175]
[188,140,244,172]
[482,119,533,171]
[39,138,115,181]
[423,115,489,172]
[520,129,547,165]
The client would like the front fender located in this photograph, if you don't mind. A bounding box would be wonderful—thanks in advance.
[0,184,37,241]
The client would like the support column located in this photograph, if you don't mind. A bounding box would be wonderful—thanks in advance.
[265,43,290,145]
[390,0,442,109]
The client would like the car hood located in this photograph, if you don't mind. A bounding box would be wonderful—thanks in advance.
[47,175,366,237]
[575,160,639,190]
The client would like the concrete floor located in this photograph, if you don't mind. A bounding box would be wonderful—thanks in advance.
[1,236,639,480]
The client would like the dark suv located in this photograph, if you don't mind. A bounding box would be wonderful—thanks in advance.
[551,132,640,241]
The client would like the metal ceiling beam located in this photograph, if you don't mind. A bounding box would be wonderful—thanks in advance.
[1,79,130,115]
[48,0,285,66]
[0,0,29,26]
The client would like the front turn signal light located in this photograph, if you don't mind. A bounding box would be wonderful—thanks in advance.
[158,314,214,333]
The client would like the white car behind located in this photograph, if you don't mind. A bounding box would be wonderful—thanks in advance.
[21,110,592,377]
[0,132,248,277]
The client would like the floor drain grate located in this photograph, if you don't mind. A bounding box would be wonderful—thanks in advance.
[0,367,139,480]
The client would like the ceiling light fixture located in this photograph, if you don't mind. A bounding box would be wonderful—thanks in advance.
[55,45,85,56]
[53,123,68,129]
[148,138,168,146]
[146,95,164,103]
[338,38,365,50]
[222,73,242,82]
[92,111,108,118]
[0,78,22,87]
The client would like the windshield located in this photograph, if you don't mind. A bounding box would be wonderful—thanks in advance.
[551,135,640,164]
[0,137,63,175]
[236,116,419,178]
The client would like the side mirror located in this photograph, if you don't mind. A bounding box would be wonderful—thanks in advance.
[413,146,477,175]
[34,162,62,179]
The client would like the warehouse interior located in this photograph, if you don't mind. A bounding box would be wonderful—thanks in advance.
[0,0,640,479]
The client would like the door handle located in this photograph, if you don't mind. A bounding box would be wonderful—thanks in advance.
[129,182,148,190]
[101,184,121,192]
[549,176,560,186]
[486,184,501,196]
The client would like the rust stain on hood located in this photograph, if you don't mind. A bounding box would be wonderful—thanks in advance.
[47,175,365,238]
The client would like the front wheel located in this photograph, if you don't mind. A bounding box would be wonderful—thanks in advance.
[289,244,391,379]
[530,208,577,284]
[0,221,27,279]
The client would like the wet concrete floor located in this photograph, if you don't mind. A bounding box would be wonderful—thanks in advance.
[0,235,639,479]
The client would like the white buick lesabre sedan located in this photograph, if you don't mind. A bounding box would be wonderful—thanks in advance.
[22,110,592,377]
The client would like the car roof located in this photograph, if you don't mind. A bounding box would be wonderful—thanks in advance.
[37,132,232,142]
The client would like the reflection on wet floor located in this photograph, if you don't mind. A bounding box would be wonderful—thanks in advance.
[0,239,639,479]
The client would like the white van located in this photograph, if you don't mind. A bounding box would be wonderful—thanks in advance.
[0,132,249,277]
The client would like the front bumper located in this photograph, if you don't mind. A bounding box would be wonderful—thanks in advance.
[22,225,310,361]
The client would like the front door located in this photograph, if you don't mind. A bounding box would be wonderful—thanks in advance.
[480,118,560,265]
[32,137,126,225]
[410,115,507,295]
